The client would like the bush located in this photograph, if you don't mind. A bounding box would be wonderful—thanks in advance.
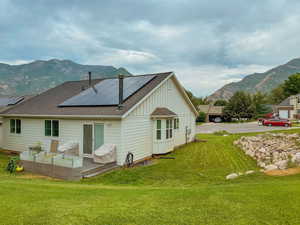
[6,156,19,174]
[196,112,206,122]
[213,130,230,136]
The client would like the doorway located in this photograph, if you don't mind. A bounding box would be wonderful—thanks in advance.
[83,123,104,156]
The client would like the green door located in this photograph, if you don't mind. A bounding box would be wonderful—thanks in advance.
[94,124,104,150]
[83,124,93,155]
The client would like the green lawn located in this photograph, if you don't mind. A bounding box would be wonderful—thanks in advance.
[1,130,300,225]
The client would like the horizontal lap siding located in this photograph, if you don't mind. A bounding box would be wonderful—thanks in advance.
[2,118,121,161]
[120,77,196,164]
[119,116,152,164]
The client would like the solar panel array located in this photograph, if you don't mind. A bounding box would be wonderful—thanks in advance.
[0,96,24,106]
[59,75,156,107]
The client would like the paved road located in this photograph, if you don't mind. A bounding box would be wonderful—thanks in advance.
[197,122,299,134]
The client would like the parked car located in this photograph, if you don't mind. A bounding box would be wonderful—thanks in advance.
[262,118,291,127]
[257,113,277,125]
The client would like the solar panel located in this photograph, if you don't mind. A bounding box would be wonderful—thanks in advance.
[0,96,24,106]
[8,96,24,105]
[59,75,156,107]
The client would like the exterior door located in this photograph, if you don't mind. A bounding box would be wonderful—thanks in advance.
[94,124,104,150]
[83,124,93,155]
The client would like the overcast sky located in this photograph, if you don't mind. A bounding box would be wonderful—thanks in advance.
[1,0,300,96]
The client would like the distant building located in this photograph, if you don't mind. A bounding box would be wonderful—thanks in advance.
[276,94,300,119]
[198,105,224,122]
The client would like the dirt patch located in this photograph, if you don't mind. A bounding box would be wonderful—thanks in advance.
[17,173,60,180]
[265,167,300,176]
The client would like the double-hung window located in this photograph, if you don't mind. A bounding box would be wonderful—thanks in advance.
[10,119,21,134]
[174,118,179,129]
[45,120,59,137]
[156,120,162,140]
[166,119,173,139]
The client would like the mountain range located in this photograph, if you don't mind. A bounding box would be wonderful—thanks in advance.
[208,58,300,101]
[0,59,131,96]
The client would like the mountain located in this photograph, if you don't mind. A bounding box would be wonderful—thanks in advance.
[208,58,300,101]
[0,59,131,95]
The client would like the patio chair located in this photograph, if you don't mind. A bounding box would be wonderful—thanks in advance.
[35,140,60,164]
[50,140,59,153]
[54,142,83,168]
[93,144,116,164]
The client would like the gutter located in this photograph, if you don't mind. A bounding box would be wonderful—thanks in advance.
[0,114,122,120]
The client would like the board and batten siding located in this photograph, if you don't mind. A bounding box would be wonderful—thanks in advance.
[120,76,196,164]
[2,118,122,164]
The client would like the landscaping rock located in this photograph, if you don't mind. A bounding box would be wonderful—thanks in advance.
[234,133,300,170]
[245,170,255,175]
[275,160,288,170]
[265,164,278,171]
[226,173,239,180]
[292,152,300,164]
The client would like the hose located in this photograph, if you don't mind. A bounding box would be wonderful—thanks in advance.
[125,152,134,167]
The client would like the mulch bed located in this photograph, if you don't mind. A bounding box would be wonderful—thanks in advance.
[0,149,19,155]
[265,167,300,176]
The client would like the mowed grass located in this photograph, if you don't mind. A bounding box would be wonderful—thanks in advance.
[1,130,300,224]
[86,134,258,186]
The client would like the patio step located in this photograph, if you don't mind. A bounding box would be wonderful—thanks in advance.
[81,163,119,178]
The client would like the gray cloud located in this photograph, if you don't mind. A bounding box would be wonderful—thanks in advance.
[1,0,300,96]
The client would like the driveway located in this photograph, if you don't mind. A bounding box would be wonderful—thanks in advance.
[197,121,299,134]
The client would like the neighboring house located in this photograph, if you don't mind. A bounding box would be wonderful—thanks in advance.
[0,96,31,148]
[0,72,197,166]
[276,94,300,119]
[198,105,224,122]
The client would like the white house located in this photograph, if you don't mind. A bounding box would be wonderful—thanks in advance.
[0,96,31,148]
[276,94,300,119]
[0,72,198,166]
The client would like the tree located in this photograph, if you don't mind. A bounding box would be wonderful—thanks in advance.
[214,99,228,106]
[185,90,210,108]
[223,91,255,120]
[251,92,270,117]
[268,73,300,105]
[196,112,206,122]
[282,73,300,97]
[268,84,286,104]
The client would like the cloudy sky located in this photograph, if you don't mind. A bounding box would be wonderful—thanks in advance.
[1,0,300,96]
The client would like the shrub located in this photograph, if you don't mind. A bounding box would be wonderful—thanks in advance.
[196,112,206,122]
[213,130,230,136]
[6,156,19,174]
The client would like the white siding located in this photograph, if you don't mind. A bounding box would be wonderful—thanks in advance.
[0,124,3,148]
[2,76,196,166]
[120,76,196,164]
[2,118,123,164]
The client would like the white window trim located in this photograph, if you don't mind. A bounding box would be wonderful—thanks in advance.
[9,118,22,135]
[45,119,60,137]
[166,119,173,139]
[156,120,162,141]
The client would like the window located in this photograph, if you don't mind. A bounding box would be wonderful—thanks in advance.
[45,120,59,137]
[156,120,162,140]
[174,118,179,129]
[166,119,173,139]
[10,119,21,134]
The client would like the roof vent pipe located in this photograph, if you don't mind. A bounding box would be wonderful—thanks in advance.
[118,74,124,109]
[88,71,92,87]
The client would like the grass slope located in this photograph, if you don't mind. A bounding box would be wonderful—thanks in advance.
[1,130,300,224]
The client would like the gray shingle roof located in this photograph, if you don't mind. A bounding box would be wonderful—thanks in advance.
[1,72,172,117]
[151,107,177,117]
[198,105,224,115]
[278,97,292,106]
